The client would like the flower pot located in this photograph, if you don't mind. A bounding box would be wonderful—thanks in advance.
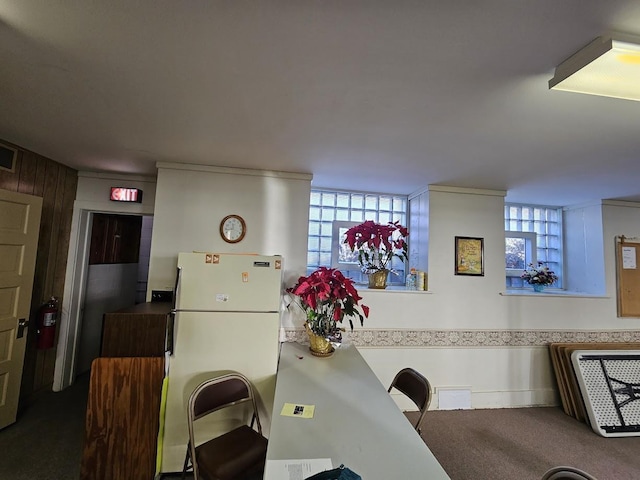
[532,284,545,292]
[305,322,334,357]
[368,269,389,289]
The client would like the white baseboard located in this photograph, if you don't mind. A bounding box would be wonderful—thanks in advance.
[392,388,560,412]
[468,388,559,409]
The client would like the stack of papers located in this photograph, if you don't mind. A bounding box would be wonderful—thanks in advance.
[264,459,333,480]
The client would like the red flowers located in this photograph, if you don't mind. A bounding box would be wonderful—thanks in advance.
[287,267,369,336]
[344,220,408,273]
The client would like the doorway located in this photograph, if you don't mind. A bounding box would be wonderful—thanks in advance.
[54,211,153,388]
[75,214,154,375]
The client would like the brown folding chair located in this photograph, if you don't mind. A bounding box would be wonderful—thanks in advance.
[182,372,267,480]
[541,466,598,480]
[387,367,432,435]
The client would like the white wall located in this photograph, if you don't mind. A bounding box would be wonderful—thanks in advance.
[408,187,429,274]
[320,187,640,411]
[136,216,154,303]
[602,201,640,299]
[147,163,312,471]
[564,203,605,294]
[147,163,312,298]
[427,185,508,323]
[74,171,157,214]
[77,263,138,373]
[61,169,640,410]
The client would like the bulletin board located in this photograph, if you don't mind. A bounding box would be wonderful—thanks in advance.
[616,236,640,317]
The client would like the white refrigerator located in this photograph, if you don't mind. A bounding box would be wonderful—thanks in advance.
[160,252,284,473]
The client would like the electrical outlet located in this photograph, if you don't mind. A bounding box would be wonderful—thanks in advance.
[151,290,173,302]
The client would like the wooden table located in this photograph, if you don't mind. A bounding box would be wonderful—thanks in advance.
[265,342,450,479]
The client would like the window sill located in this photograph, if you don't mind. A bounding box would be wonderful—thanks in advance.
[500,290,608,298]
[359,285,432,293]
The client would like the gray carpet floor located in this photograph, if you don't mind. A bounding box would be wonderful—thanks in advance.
[3,378,639,480]
[0,374,89,480]
[418,407,640,480]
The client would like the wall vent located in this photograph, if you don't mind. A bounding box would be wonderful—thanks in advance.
[0,144,17,172]
[437,387,472,410]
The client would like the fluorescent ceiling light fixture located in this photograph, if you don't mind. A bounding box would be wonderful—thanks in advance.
[549,36,640,102]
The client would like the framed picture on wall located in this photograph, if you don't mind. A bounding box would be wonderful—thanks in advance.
[455,236,484,276]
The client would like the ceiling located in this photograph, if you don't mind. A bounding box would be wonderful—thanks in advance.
[1,1,639,206]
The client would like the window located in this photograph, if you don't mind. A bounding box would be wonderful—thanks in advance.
[308,189,407,285]
[505,231,537,277]
[505,204,563,288]
[331,220,361,273]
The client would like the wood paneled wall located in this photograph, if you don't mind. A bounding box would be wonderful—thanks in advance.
[0,139,78,399]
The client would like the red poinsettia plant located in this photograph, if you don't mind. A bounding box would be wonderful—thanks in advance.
[343,220,409,273]
[286,267,369,337]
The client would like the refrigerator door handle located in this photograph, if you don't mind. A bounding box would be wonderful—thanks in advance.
[172,266,182,311]
[165,311,175,355]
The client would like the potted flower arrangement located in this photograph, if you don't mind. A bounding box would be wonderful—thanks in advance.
[286,267,369,356]
[521,262,558,292]
[343,220,409,289]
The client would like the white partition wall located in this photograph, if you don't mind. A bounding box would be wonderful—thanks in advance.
[147,163,312,299]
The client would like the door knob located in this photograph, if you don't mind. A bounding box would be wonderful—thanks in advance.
[17,318,29,338]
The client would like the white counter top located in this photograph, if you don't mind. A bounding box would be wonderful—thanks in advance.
[265,341,451,479]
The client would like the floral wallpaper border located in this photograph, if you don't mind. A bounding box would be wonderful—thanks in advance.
[283,328,640,348]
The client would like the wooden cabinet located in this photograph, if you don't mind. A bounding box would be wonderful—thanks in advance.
[81,303,171,479]
[100,302,171,357]
[80,302,171,480]
[89,213,142,265]
[80,357,164,480]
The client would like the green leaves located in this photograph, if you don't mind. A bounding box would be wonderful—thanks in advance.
[286,267,369,336]
[344,220,409,273]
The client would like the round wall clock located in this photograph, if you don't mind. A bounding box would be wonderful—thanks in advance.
[219,214,246,243]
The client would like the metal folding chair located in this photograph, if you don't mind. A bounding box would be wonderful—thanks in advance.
[182,372,267,480]
[388,367,432,435]
[541,466,598,480]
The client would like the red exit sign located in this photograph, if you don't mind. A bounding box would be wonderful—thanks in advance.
[110,187,143,203]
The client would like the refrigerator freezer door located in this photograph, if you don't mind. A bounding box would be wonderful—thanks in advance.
[176,252,283,312]
[160,311,281,472]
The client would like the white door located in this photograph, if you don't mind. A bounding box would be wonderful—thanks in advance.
[0,189,42,429]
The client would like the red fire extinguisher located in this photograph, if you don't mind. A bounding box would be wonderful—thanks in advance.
[36,296,59,350]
